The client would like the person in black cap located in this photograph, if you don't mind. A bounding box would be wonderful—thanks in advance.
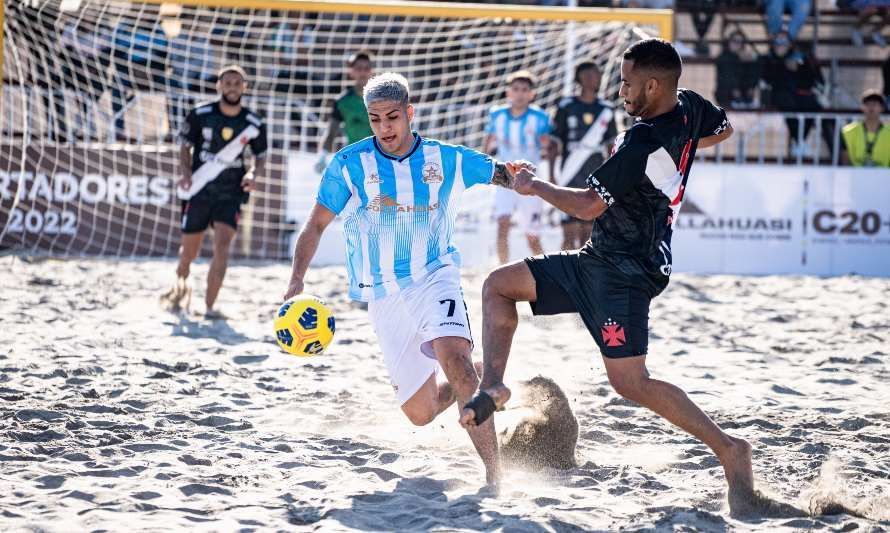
[841,89,890,167]
[161,65,268,319]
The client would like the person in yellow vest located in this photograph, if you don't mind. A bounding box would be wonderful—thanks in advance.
[841,89,890,167]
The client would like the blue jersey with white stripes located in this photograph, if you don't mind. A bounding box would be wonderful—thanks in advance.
[317,133,495,301]
[485,104,552,164]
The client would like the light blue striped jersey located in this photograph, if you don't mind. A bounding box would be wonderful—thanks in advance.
[317,133,495,301]
[485,104,552,164]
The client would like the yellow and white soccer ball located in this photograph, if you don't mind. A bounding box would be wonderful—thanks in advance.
[274,295,335,356]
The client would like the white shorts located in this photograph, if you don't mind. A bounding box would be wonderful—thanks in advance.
[368,264,473,405]
[493,187,544,236]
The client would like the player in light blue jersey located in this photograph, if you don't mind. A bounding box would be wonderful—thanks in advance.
[484,70,554,264]
[283,72,522,485]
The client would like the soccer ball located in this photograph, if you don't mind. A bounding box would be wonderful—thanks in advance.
[274,295,336,356]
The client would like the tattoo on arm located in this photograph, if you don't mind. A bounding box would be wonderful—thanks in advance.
[491,162,513,189]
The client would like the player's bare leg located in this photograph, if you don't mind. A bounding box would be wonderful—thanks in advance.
[496,215,511,264]
[430,337,500,485]
[525,233,544,256]
[460,260,536,428]
[602,355,755,512]
[205,223,236,317]
[402,361,484,425]
[161,231,203,311]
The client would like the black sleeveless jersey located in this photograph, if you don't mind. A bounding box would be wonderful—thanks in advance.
[179,100,268,199]
[584,89,730,284]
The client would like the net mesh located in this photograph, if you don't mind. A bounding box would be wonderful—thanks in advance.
[0,0,659,259]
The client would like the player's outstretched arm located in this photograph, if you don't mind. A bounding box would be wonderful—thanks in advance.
[698,124,734,149]
[284,203,337,300]
[512,166,607,221]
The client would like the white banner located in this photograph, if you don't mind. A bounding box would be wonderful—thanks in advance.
[673,164,890,277]
[286,154,889,277]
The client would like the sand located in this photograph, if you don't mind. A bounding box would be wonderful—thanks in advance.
[1,256,889,531]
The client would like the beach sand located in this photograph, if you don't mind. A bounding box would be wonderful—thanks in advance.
[1,256,888,531]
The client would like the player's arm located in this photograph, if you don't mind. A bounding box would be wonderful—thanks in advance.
[178,110,201,190]
[512,165,606,221]
[178,144,192,191]
[320,116,340,155]
[698,124,733,149]
[483,133,497,156]
[244,120,269,193]
[317,100,343,172]
[695,92,734,149]
[285,202,337,299]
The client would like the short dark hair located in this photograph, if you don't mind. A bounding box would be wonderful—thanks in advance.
[574,60,600,83]
[623,38,682,85]
[347,51,372,67]
[506,70,536,88]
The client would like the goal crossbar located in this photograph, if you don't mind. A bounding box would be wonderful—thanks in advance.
[135,0,673,41]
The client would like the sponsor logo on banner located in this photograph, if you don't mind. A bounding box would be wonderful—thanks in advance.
[675,198,794,239]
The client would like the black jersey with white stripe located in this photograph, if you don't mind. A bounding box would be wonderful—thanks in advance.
[584,89,729,281]
[180,100,268,199]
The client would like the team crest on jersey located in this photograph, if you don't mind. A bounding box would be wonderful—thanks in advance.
[221,127,234,141]
[366,173,382,184]
[583,112,594,125]
[422,162,443,184]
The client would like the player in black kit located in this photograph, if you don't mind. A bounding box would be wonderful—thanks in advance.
[161,65,268,318]
[461,40,758,513]
[550,61,617,250]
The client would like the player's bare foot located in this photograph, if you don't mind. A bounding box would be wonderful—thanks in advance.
[719,437,758,514]
[204,308,228,321]
[459,383,511,428]
[160,279,191,312]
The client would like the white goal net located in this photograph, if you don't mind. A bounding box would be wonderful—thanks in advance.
[0,0,665,260]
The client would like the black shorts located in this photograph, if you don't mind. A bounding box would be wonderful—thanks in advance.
[180,196,241,234]
[525,251,660,358]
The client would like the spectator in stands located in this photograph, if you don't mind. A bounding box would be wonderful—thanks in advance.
[679,0,718,57]
[848,0,888,47]
[622,0,675,7]
[110,20,168,141]
[883,54,890,102]
[168,19,220,135]
[760,31,835,157]
[841,89,890,166]
[61,18,111,140]
[765,0,811,40]
[715,30,760,108]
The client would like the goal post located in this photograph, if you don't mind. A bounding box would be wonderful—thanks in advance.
[0,0,670,261]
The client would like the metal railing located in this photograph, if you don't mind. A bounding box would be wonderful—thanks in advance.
[2,86,871,167]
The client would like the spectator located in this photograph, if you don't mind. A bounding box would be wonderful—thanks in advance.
[841,89,890,166]
[167,19,220,135]
[883,53,889,103]
[60,18,110,140]
[848,0,888,47]
[110,20,168,141]
[765,0,811,40]
[759,31,834,157]
[680,0,719,57]
[715,30,760,108]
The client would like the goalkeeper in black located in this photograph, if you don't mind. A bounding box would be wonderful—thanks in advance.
[161,65,268,319]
